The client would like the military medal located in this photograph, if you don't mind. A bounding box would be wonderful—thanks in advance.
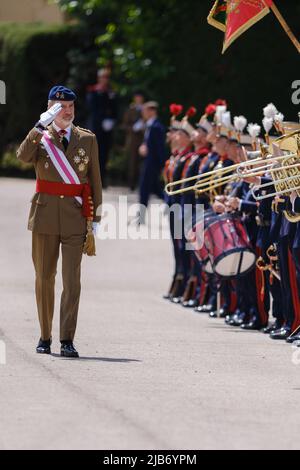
[78,163,85,172]
[74,156,81,164]
[45,162,49,169]
[78,148,86,157]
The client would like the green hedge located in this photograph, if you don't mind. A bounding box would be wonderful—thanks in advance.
[0,23,84,157]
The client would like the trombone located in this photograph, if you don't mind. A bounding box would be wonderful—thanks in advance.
[164,162,236,196]
[164,131,300,201]
[164,152,265,196]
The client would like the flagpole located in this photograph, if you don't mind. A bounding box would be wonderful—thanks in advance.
[270,2,300,53]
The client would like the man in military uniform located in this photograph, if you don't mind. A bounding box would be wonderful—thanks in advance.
[17,86,102,358]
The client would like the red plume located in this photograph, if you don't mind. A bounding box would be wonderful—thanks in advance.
[205,103,216,116]
[215,99,227,107]
[169,103,183,116]
[186,106,197,118]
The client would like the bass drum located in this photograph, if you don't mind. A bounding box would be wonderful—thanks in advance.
[204,213,256,278]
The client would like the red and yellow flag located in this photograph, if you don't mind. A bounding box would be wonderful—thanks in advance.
[223,0,273,52]
[208,1,274,52]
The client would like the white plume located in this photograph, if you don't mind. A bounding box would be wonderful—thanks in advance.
[215,105,227,124]
[262,117,273,133]
[234,115,247,132]
[274,112,284,123]
[247,123,261,139]
[222,111,232,129]
[263,103,278,119]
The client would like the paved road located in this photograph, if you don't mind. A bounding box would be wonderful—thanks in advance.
[0,177,300,450]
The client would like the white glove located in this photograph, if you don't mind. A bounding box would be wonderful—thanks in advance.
[132,118,145,133]
[290,190,297,212]
[102,119,115,132]
[92,222,99,236]
[39,103,62,128]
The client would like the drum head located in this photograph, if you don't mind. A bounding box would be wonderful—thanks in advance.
[204,258,214,274]
[214,249,256,278]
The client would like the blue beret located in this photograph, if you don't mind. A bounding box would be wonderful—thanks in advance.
[48,85,76,101]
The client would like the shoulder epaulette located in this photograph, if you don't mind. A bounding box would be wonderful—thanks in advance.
[77,126,94,135]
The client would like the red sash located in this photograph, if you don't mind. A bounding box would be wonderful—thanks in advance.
[36,179,93,220]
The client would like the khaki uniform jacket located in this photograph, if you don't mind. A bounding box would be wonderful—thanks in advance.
[17,124,102,236]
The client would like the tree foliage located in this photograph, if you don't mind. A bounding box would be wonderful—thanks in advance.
[56,0,300,122]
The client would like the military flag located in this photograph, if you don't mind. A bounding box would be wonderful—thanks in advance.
[208,1,300,54]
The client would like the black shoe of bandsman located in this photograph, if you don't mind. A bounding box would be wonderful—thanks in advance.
[263,320,283,334]
[171,296,182,304]
[270,327,291,340]
[60,341,79,358]
[182,299,198,308]
[241,317,266,330]
[210,308,229,319]
[196,304,215,314]
[36,338,51,354]
[228,311,247,326]
[286,333,300,343]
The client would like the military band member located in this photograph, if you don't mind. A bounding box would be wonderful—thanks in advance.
[17,86,102,358]
[168,108,197,303]
[163,104,183,299]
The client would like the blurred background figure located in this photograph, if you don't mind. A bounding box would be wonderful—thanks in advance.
[86,67,118,187]
[138,101,166,223]
[122,90,146,190]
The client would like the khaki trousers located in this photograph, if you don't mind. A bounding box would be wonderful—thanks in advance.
[32,232,86,341]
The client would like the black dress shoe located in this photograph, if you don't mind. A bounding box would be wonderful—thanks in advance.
[195,304,215,313]
[225,314,233,324]
[209,308,229,319]
[241,317,266,330]
[60,341,79,358]
[209,310,218,318]
[194,305,206,313]
[270,327,291,340]
[36,338,51,354]
[182,299,198,308]
[163,293,171,300]
[286,333,300,343]
[263,321,283,334]
[171,296,182,304]
[229,311,248,327]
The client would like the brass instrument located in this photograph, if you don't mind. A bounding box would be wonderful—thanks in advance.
[249,131,300,222]
[164,161,238,196]
[164,152,264,196]
[164,130,300,221]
